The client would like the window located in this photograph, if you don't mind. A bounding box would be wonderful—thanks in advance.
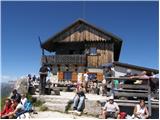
[64,72,72,81]
[90,47,97,55]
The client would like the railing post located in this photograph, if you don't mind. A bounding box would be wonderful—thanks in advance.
[148,79,152,116]
[111,78,114,97]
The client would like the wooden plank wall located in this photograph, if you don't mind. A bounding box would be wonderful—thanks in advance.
[54,23,111,42]
[53,23,114,67]
[87,42,113,67]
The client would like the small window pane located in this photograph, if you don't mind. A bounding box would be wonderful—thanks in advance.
[90,47,97,55]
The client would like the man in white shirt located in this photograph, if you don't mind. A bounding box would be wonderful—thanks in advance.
[102,96,120,119]
[83,72,89,82]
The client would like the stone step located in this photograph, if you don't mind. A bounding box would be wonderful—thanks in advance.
[44,98,70,104]
[42,102,68,112]
[32,95,72,100]
[42,97,70,102]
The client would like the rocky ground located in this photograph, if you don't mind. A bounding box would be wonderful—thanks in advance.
[31,111,99,119]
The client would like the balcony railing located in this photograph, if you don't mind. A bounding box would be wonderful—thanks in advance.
[41,55,86,65]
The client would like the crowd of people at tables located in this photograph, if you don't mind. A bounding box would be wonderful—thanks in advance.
[80,67,158,97]
[0,89,32,119]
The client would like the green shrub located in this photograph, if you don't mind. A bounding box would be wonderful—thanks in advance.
[1,96,8,110]
[26,93,44,107]
[26,93,32,101]
[33,100,44,107]
[39,106,48,111]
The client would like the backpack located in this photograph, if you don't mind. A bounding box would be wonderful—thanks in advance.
[24,100,32,112]
[119,112,127,119]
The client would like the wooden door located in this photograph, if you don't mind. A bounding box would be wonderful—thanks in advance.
[71,72,78,82]
[58,72,64,80]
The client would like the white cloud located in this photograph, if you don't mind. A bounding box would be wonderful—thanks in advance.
[1,75,17,82]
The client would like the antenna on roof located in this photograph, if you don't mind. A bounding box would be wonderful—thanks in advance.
[38,36,45,56]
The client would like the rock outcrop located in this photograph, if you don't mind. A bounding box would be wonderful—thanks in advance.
[14,77,29,94]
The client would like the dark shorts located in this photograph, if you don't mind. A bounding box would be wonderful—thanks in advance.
[15,110,28,118]
[106,111,116,118]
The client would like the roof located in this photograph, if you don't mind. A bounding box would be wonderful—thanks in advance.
[41,19,123,61]
[113,61,159,74]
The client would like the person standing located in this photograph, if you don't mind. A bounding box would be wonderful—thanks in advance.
[83,70,89,92]
[32,75,36,82]
[103,67,115,96]
[39,64,49,95]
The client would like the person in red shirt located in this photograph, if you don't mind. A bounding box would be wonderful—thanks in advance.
[0,98,13,119]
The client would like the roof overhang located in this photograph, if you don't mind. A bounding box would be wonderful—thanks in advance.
[113,61,159,74]
[41,19,123,61]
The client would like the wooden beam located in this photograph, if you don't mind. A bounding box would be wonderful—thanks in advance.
[106,84,148,90]
[114,99,159,105]
[106,77,150,81]
[107,92,148,97]
[120,84,148,90]
[115,89,148,93]
[117,103,158,108]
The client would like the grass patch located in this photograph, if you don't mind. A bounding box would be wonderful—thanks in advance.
[39,106,48,111]
[1,96,8,111]
[26,93,32,101]
[26,93,44,107]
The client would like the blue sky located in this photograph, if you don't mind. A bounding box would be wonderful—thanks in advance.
[1,1,159,82]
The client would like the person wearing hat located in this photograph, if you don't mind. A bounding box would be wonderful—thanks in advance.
[102,96,120,119]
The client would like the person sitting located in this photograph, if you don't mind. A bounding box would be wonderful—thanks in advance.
[0,98,14,119]
[130,71,149,84]
[101,96,120,119]
[21,94,27,106]
[11,89,21,103]
[132,99,149,119]
[72,83,86,115]
[1,99,25,119]
[124,69,135,84]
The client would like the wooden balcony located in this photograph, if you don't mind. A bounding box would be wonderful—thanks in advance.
[41,55,86,65]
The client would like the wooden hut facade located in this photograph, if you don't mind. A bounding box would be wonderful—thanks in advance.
[41,19,122,82]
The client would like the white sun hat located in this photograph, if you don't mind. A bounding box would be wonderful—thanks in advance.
[109,96,114,100]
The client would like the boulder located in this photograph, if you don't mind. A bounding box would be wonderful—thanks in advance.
[84,100,102,116]
[14,77,29,94]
